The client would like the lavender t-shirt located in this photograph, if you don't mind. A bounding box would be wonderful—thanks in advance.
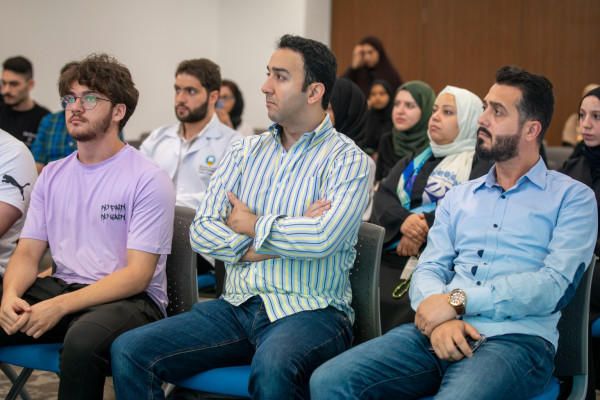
[21,145,175,315]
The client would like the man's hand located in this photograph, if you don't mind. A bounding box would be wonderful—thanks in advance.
[226,192,258,238]
[20,297,68,339]
[430,319,481,362]
[400,213,429,242]
[414,293,457,336]
[304,198,331,218]
[0,295,32,335]
[396,235,422,257]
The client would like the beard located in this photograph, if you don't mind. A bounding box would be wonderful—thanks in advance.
[67,108,113,142]
[176,100,208,123]
[2,90,28,108]
[475,126,521,162]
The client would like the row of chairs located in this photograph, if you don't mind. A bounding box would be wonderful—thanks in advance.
[0,205,595,399]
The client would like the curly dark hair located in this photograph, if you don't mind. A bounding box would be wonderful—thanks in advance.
[59,53,139,131]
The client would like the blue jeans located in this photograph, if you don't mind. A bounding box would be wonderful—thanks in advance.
[310,324,555,400]
[111,296,353,399]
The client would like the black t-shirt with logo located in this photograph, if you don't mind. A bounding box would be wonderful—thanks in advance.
[0,103,50,148]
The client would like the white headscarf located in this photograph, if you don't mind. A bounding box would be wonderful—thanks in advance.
[421,86,482,205]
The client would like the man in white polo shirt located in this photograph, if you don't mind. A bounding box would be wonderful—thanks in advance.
[140,58,241,209]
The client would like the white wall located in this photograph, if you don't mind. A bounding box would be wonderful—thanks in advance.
[0,0,331,139]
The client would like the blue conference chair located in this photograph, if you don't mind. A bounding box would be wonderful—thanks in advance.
[0,205,199,400]
[420,256,596,400]
[167,222,385,398]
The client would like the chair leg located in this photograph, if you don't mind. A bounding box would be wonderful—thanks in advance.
[5,367,34,400]
[0,363,33,400]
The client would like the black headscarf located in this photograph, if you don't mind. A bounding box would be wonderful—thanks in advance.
[580,87,600,177]
[343,36,403,96]
[222,80,244,129]
[359,80,394,154]
[329,77,369,142]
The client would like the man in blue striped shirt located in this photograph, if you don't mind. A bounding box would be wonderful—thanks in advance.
[111,35,371,399]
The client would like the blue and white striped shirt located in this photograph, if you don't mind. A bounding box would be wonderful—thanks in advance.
[190,115,369,322]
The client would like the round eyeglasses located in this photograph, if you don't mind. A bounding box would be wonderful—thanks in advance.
[60,94,112,110]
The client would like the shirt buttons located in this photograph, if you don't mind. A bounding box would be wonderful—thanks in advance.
[501,195,506,199]
[476,281,481,286]
[493,224,498,228]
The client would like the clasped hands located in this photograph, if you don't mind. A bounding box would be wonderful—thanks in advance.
[414,293,481,362]
[396,213,428,257]
[0,295,67,339]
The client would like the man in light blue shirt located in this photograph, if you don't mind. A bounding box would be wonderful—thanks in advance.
[111,35,370,399]
[310,66,598,399]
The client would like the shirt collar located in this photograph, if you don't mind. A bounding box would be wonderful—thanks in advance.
[475,156,547,192]
[268,114,334,148]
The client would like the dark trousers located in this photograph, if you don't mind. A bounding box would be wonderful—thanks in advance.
[0,276,163,400]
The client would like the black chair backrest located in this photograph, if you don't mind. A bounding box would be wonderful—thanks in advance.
[555,256,596,376]
[350,222,384,345]
[165,206,199,317]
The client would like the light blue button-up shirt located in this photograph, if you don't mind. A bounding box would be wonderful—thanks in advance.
[190,115,370,322]
[410,158,597,349]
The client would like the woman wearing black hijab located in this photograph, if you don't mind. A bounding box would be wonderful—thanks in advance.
[343,36,403,97]
[560,87,600,398]
[328,77,369,142]
[328,77,375,220]
[359,80,394,156]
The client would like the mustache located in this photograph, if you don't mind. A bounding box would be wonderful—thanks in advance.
[477,127,492,138]
[68,114,87,123]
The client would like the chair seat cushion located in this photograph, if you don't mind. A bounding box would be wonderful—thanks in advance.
[172,365,251,398]
[0,343,61,373]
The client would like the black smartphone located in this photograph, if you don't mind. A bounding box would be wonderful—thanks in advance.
[466,334,486,353]
[427,334,486,353]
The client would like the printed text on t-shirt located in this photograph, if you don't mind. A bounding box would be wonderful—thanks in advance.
[101,203,126,222]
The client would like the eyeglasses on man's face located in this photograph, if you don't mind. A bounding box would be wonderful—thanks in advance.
[60,94,112,110]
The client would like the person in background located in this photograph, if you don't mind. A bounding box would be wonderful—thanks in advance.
[376,81,435,181]
[562,83,600,146]
[343,36,402,97]
[372,86,493,333]
[360,79,394,158]
[559,86,600,398]
[327,76,375,220]
[140,59,241,209]
[216,79,255,137]
[0,56,49,148]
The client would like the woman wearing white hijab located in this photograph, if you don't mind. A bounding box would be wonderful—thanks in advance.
[371,85,494,333]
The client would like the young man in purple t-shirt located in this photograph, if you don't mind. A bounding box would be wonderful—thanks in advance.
[0,54,175,400]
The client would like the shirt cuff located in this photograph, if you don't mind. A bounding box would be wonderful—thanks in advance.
[253,214,283,252]
[464,286,494,316]
[228,233,253,262]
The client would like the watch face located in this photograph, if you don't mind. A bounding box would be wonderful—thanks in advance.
[450,290,466,306]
